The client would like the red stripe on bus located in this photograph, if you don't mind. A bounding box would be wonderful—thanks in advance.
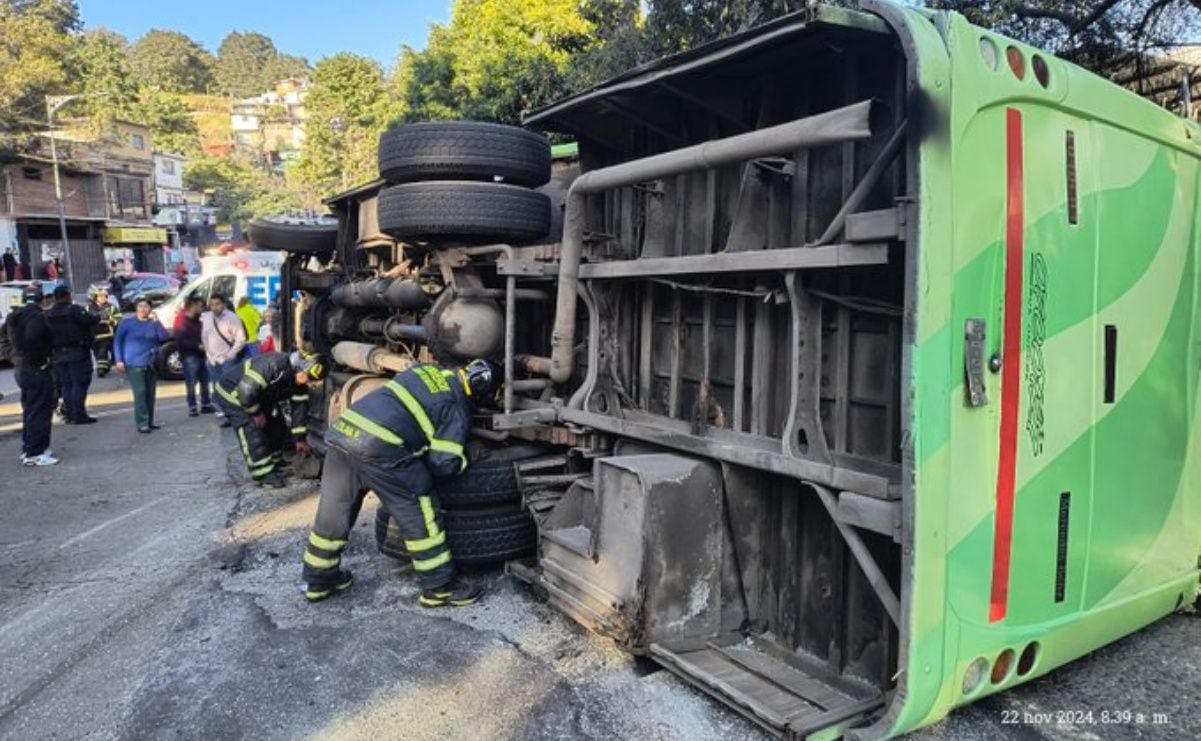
[990,107,1025,623]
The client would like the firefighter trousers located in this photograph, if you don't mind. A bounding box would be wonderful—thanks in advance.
[217,396,288,480]
[93,337,113,376]
[304,446,453,591]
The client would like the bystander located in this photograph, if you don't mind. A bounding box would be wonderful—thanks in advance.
[173,296,214,417]
[113,299,170,433]
[201,295,246,428]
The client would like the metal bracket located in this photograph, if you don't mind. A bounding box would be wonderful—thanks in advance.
[491,407,559,430]
[965,318,988,407]
[496,259,554,277]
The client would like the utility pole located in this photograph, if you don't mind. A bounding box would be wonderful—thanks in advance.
[45,92,109,293]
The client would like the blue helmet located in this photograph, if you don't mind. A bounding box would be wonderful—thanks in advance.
[463,359,502,400]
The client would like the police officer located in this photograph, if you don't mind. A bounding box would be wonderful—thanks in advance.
[7,284,57,466]
[301,359,501,607]
[45,285,99,424]
[86,285,121,377]
[215,350,325,488]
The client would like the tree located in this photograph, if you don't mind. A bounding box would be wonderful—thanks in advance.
[294,53,400,194]
[928,1,1201,104]
[67,29,139,125]
[0,0,76,129]
[643,0,805,55]
[129,29,214,93]
[137,88,198,154]
[564,0,647,91]
[261,53,310,85]
[4,0,78,32]
[184,153,304,221]
[214,31,277,97]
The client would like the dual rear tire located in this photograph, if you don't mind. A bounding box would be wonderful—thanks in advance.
[375,121,553,245]
[373,447,540,568]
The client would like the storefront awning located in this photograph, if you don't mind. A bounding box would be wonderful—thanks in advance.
[102,226,168,245]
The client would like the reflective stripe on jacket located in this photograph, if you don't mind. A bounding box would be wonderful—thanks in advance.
[326,363,471,477]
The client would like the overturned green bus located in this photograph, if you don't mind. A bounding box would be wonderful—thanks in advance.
[306,0,1201,736]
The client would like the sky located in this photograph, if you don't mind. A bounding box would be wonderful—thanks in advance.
[77,0,451,69]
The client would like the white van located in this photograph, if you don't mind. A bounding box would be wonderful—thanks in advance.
[156,250,285,378]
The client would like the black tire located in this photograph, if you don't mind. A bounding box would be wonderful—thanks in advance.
[436,443,545,507]
[248,218,337,254]
[378,181,551,244]
[374,505,536,568]
[378,121,550,187]
[157,341,184,381]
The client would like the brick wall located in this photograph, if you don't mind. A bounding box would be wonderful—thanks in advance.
[0,163,105,219]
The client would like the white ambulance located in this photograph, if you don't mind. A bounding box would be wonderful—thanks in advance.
[155,250,286,379]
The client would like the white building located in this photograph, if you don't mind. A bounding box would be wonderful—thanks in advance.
[152,152,186,208]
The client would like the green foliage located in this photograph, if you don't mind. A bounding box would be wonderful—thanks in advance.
[129,29,214,93]
[261,53,310,85]
[137,89,198,154]
[214,31,278,98]
[643,0,805,55]
[294,53,400,194]
[394,0,599,124]
[926,1,1201,81]
[0,0,77,127]
[68,29,139,125]
[184,153,303,221]
[5,0,78,32]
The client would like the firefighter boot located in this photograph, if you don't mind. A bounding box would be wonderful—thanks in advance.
[418,578,481,608]
[303,532,352,602]
[305,569,354,602]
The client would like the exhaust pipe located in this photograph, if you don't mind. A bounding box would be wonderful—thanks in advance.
[332,341,415,374]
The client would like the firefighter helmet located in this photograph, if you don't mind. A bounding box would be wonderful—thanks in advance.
[463,359,502,400]
[291,351,327,381]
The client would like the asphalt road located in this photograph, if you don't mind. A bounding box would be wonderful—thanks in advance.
[0,371,1196,740]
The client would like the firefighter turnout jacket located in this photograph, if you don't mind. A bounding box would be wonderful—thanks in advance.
[87,301,121,340]
[216,352,310,439]
[328,363,471,475]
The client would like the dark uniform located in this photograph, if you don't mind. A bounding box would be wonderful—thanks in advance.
[45,297,99,423]
[303,363,474,603]
[215,352,310,483]
[87,299,121,376]
[7,295,55,460]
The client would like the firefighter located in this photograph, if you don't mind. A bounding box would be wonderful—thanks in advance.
[215,350,325,488]
[86,285,121,377]
[8,284,57,466]
[301,359,501,607]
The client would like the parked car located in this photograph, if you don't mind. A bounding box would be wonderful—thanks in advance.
[0,279,63,366]
[92,273,180,311]
[0,279,63,323]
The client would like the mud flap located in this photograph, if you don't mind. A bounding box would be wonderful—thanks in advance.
[536,454,725,650]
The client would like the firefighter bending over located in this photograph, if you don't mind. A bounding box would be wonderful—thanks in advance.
[215,351,325,488]
[86,285,121,377]
[302,359,501,607]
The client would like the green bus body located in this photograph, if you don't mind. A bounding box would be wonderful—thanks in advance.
[884,2,1200,735]
[316,2,1200,736]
